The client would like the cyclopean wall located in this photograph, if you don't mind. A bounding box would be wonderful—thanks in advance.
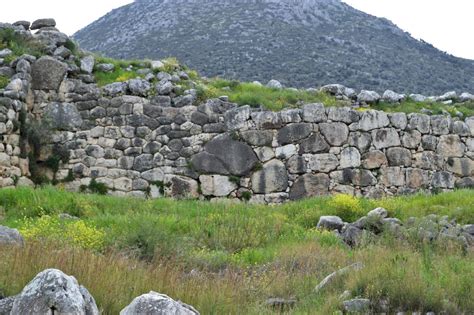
[1,23,474,203]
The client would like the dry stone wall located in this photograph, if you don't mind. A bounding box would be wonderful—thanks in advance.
[1,22,474,203]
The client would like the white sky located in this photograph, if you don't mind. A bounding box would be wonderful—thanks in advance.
[0,0,472,60]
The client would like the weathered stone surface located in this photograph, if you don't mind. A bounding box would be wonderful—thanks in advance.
[251,159,288,193]
[437,135,465,158]
[251,111,282,129]
[347,132,371,153]
[386,147,412,166]
[341,169,377,187]
[382,90,404,103]
[289,173,330,200]
[432,171,455,188]
[307,154,339,172]
[31,18,56,30]
[190,152,229,175]
[343,299,371,313]
[11,269,99,315]
[362,151,387,169]
[371,128,401,149]
[388,112,407,130]
[194,135,258,176]
[31,56,67,90]
[319,123,348,146]
[380,167,405,187]
[407,113,430,134]
[413,151,444,170]
[446,157,474,177]
[80,55,95,74]
[166,176,199,199]
[302,103,326,122]
[401,130,421,149]
[0,225,24,246]
[317,216,344,231]
[240,130,273,146]
[224,105,250,130]
[0,295,16,314]
[275,144,297,159]
[340,147,361,168]
[358,110,390,131]
[44,102,83,131]
[327,107,359,123]
[431,115,452,135]
[200,175,237,196]
[358,90,380,103]
[299,134,329,154]
[277,123,312,145]
[286,155,307,174]
[406,168,431,188]
[120,291,199,315]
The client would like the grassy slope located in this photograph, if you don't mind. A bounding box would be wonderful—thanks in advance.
[0,187,473,314]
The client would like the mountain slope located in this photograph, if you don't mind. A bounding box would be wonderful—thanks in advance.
[73,0,474,94]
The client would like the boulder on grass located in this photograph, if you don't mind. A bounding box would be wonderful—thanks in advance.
[120,291,199,315]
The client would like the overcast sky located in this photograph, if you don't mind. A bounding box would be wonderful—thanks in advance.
[0,0,472,60]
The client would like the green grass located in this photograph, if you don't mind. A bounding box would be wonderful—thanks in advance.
[0,75,9,89]
[0,28,45,64]
[0,187,473,314]
[373,98,474,117]
[92,56,150,86]
[196,78,348,111]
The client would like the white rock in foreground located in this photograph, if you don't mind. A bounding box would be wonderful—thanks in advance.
[11,269,99,315]
[120,291,199,315]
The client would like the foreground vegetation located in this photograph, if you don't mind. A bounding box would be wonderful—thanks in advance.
[0,187,473,314]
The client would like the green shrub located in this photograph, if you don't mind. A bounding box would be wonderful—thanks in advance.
[0,75,9,89]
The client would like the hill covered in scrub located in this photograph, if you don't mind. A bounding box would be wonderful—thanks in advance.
[73,0,474,94]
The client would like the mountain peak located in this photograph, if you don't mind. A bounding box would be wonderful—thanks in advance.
[74,0,474,94]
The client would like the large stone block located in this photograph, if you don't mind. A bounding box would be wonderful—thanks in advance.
[289,173,330,200]
[386,147,412,167]
[200,175,237,196]
[361,150,387,169]
[299,134,330,154]
[31,56,67,90]
[191,134,258,176]
[302,103,326,122]
[446,158,474,177]
[44,103,83,131]
[319,122,349,146]
[340,147,361,168]
[251,159,288,193]
[437,135,465,158]
[371,128,401,149]
[277,123,312,145]
[307,154,339,172]
[358,110,389,131]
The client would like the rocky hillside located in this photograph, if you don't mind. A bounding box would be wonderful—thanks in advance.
[73,0,474,94]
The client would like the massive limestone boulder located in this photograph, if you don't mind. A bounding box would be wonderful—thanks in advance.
[11,269,99,315]
[165,175,199,199]
[357,90,380,103]
[277,123,312,145]
[191,134,258,176]
[358,110,390,131]
[31,56,67,90]
[0,225,24,246]
[120,291,199,315]
[382,90,404,103]
[44,102,83,131]
[0,295,16,314]
[251,159,288,194]
[199,175,237,197]
[30,18,56,30]
[317,216,344,231]
[437,135,466,158]
[299,134,330,154]
[319,122,349,146]
[289,173,330,200]
[371,128,401,149]
[302,103,326,123]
